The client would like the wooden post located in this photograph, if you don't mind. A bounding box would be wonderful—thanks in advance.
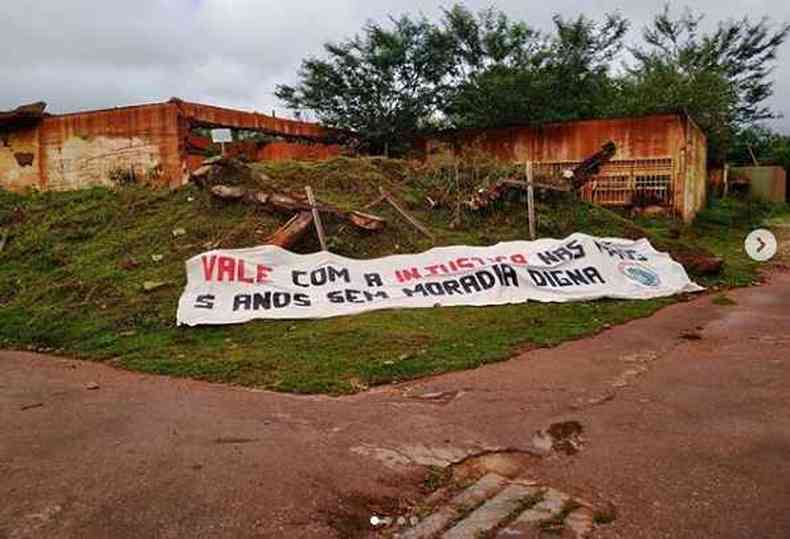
[526,161,536,240]
[379,187,435,241]
[722,163,730,198]
[304,185,327,251]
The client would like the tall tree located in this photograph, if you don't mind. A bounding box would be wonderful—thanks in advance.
[444,12,628,128]
[624,6,789,160]
[275,15,456,155]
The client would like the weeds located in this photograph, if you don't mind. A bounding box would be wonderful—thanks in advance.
[0,159,779,394]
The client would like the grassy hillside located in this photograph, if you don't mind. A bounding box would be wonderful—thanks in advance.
[0,158,781,393]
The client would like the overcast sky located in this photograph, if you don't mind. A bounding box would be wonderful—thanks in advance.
[2,1,788,132]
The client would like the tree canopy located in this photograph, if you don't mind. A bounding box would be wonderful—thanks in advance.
[277,4,789,160]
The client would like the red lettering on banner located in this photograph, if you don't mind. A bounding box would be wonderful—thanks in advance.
[217,256,235,281]
[237,260,254,283]
[257,265,273,283]
[202,255,217,281]
[511,253,528,265]
[396,267,422,283]
[425,265,442,276]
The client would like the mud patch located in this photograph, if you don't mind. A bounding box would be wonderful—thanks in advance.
[323,492,408,538]
[452,450,540,483]
[546,420,584,455]
[532,420,586,456]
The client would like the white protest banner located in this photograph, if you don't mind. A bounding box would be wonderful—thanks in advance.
[176,233,703,326]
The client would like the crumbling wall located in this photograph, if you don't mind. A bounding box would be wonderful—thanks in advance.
[423,114,708,222]
[257,141,345,161]
[425,115,682,162]
[1,99,344,191]
[38,103,182,190]
[0,126,41,191]
[175,100,336,141]
[681,115,708,222]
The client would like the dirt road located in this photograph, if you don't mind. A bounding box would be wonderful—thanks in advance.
[2,269,789,538]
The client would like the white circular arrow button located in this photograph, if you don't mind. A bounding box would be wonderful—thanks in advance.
[745,229,777,262]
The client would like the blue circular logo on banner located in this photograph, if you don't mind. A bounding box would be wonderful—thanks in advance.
[619,262,661,287]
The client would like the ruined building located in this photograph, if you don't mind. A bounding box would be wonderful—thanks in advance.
[423,113,707,222]
[1,100,707,222]
[0,99,343,192]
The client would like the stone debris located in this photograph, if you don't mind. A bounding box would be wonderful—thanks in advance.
[393,470,608,539]
[444,483,541,539]
[565,506,596,538]
[86,382,100,390]
[351,443,482,469]
[397,473,508,539]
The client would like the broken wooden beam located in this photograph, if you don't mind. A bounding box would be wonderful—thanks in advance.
[379,187,435,241]
[571,141,616,190]
[304,185,327,251]
[264,211,314,248]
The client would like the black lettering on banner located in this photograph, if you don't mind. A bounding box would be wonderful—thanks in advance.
[401,265,518,297]
[475,270,496,290]
[550,270,572,287]
[595,241,648,261]
[364,272,384,287]
[234,294,252,311]
[253,293,271,310]
[195,294,215,309]
[442,280,462,295]
[528,266,606,288]
[425,282,445,296]
[459,275,482,294]
[583,266,606,284]
[293,266,351,287]
[273,292,290,308]
[233,292,312,311]
[528,269,547,287]
[568,240,585,259]
[327,289,390,303]
[566,269,589,286]
[536,240,586,266]
[492,264,519,287]
[292,270,309,287]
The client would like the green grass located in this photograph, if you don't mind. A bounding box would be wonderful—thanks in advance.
[1,159,783,394]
